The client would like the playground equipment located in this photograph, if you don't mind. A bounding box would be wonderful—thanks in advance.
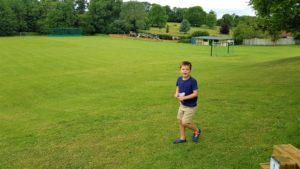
[191,36,234,56]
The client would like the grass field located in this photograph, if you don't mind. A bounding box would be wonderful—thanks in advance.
[0,36,299,169]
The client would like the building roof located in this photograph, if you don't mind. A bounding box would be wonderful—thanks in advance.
[193,36,233,40]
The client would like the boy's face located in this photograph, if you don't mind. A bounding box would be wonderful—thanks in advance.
[180,65,191,79]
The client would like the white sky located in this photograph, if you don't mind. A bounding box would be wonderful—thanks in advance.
[123,0,256,18]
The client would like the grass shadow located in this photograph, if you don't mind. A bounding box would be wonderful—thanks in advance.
[256,56,300,67]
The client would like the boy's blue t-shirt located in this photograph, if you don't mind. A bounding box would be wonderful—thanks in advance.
[176,76,198,107]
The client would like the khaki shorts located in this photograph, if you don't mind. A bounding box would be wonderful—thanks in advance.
[177,103,197,124]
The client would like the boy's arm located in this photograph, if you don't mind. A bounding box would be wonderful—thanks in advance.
[177,90,198,101]
[174,86,179,98]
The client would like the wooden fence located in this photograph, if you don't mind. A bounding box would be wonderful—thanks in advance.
[243,37,295,45]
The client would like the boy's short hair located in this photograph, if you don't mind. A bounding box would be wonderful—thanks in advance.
[180,61,192,70]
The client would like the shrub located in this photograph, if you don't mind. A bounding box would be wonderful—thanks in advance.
[166,24,169,33]
[178,38,191,43]
[109,20,131,34]
[158,34,173,40]
[180,19,191,33]
[220,24,230,34]
[294,33,300,45]
[178,36,192,43]
[191,31,209,37]
[294,32,300,40]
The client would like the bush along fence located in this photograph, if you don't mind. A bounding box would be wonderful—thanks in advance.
[129,31,187,42]
[131,30,210,43]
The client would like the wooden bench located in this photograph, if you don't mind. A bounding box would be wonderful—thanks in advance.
[260,144,300,169]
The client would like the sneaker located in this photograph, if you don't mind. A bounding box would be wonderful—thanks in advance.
[192,128,201,142]
[173,139,187,144]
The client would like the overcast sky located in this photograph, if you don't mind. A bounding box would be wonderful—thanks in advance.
[123,0,256,18]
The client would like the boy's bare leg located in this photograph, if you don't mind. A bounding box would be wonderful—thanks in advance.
[179,120,186,140]
[183,122,201,142]
[182,122,198,131]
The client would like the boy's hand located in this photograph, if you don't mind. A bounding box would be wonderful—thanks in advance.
[174,93,178,98]
[177,96,185,101]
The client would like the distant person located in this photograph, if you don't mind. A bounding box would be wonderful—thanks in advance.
[173,61,201,144]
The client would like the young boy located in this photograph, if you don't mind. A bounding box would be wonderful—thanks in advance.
[173,61,201,144]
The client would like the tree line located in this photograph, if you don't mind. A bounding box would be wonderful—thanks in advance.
[0,0,230,36]
[1,0,298,43]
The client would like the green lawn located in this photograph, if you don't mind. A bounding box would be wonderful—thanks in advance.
[0,36,299,169]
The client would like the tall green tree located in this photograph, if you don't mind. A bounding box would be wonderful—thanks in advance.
[76,0,92,34]
[172,7,187,22]
[36,0,56,34]
[206,10,217,28]
[120,1,148,32]
[250,0,300,40]
[26,0,42,32]
[232,14,240,27]
[78,12,95,34]
[8,0,46,33]
[220,14,234,28]
[164,5,173,22]
[9,0,27,32]
[89,0,122,33]
[47,0,77,28]
[233,16,264,44]
[141,1,151,13]
[184,6,206,27]
[0,0,17,36]
[75,0,87,14]
[148,4,168,29]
